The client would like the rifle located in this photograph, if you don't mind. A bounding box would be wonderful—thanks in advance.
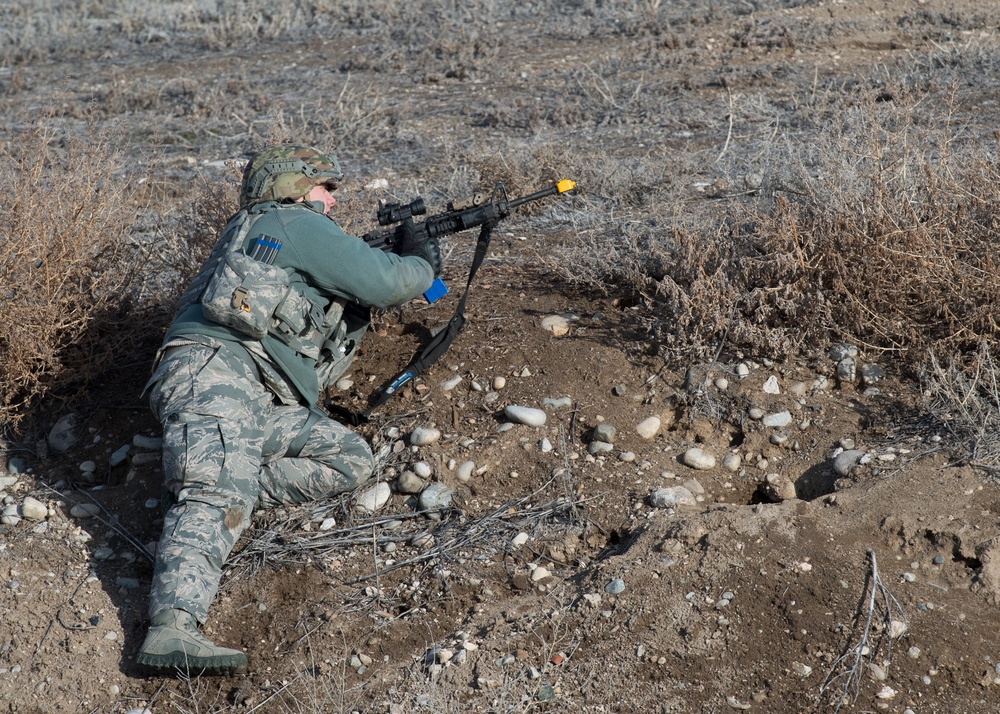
[326,179,576,426]
[361,179,577,253]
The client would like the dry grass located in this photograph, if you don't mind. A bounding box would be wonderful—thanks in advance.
[0,108,153,426]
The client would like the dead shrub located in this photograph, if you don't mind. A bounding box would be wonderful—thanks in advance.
[0,109,152,426]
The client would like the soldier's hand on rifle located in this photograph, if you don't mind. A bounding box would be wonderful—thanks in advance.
[398,219,442,277]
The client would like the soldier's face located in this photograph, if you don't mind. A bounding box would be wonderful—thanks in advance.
[306,184,337,214]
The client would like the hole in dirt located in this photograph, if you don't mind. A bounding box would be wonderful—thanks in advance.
[729,430,745,448]
[745,463,837,505]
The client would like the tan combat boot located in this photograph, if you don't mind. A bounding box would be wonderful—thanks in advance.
[136,609,248,676]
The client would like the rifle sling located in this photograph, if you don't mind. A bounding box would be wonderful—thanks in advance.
[325,222,494,426]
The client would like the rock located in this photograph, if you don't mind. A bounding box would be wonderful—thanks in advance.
[735,363,750,377]
[681,447,716,470]
[69,503,101,518]
[335,378,354,391]
[832,449,866,476]
[512,532,529,547]
[456,461,475,483]
[6,457,26,474]
[539,438,553,453]
[588,441,613,455]
[542,396,572,410]
[413,461,433,478]
[396,471,425,494]
[1,504,20,526]
[79,460,97,474]
[763,473,797,501]
[409,427,441,446]
[133,434,163,450]
[605,578,626,595]
[636,416,660,440]
[354,482,391,514]
[792,662,812,677]
[0,475,17,489]
[20,496,47,521]
[714,377,729,390]
[748,408,764,420]
[492,376,506,390]
[649,486,697,509]
[320,517,337,531]
[837,357,857,383]
[762,376,780,394]
[109,444,131,467]
[593,423,616,443]
[441,375,463,391]
[861,363,886,386]
[419,483,453,517]
[829,343,858,361]
[504,405,546,427]
[722,453,742,472]
[540,314,571,336]
[530,566,552,582]
[48,413,82,453]
[761,411,792,428]
[619,451,636,462]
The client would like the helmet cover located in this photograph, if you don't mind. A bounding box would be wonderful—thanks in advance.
[240,143,343,205]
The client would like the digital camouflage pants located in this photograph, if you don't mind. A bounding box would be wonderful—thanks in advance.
[146,342,374,623]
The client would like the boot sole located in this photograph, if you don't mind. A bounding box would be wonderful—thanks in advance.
[136,651,248,676]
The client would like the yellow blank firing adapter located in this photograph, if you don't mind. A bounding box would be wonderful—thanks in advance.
[556,179,576,193]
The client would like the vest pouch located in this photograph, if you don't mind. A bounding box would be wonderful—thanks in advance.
[201,251,290,339]
[270,288,323,360]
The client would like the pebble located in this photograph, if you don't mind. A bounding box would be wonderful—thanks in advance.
[761,411,792,428]
[131,452,160,466]
[588,441,613,455]
[492,376,506,390]
[335,378,354,391]
[762,376,780,394]
[714,377,729,390]
[681,447,716,470]
[354,482,391,514]
[0,476,16,489]
[902,572,916,582]
[109,444,131,467]
[722,453,742,472]
[763,474,797,501]
[70,503,101,518]
[593,423,616,443]
[636,416,661,440]
[649,487,697,509]
[530,566,552,582]
[6,457,26,474]
[748,408,764,420]
[419,483,453,517]
[144,498,159,509]
[889,620,907,639]
[413,461,433,479]
[512,532,529,547]
[47,413,81,453]
[832,449,866,476]
[504,405,546,427]
[20,497,47,521]
[456,461,475,483]
[837,357,857,383]
[79,460,97,473]
[540,314,571,336]
[396,471,425,494]
[605,578,626,595]
[409,427,442,446]
[441,375,463,392]
[539,438,553,453]
[735,363,750,377]
[542,396,572,410]
[791,662,812,677]
[932,556,945,565]
[907,646,921,659]
[1,504,21,526]
[320,517,337,531]
[132,434,163,450]
[619,451,636,462]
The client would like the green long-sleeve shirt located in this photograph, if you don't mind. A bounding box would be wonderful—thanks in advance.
[165,201,434,405]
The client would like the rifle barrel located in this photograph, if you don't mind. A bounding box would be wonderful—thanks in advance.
[507,179,576,209]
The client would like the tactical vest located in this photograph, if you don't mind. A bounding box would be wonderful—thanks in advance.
[176,203,349,366]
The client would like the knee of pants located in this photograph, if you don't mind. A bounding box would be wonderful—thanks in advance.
[159,498,251,567]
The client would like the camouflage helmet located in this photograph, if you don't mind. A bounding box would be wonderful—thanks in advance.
[240,143,343,205]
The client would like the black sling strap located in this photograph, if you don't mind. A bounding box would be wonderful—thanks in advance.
[325,221,496,426]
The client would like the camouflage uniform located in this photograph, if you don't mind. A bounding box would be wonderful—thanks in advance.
[144,144,436,630]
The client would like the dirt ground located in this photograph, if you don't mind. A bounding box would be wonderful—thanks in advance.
[4,1,1000,713]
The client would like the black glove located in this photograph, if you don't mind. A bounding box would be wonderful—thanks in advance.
[397,219,442,277]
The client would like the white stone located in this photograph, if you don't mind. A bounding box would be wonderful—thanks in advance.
[354,482,391,514]
[413,461,433,478]
[70,503,101,518]
[492,376,506,390]
[791,662,812,677]
[335,378,354,391]
[132,434,163,450]
[875,685,896,700]
[530,566,552,582]
[833,449,866,476]
[714,377,729,390]
[761,411,793,428]
[320,517,337,531]
[441,375,463,392]
[79,460,97,473]
[409,427,442,446]
[648,487,697,509]
[681,447,716,470]
[735,363,750,377]
[456,461,475,483]
[504,405,547,427]
[20,496,47,521]
[762,376,780,394]
[636,416,661,440]
[540,315,571,336]
[722,453,742,472]
[889,620,908,639]
[512,532,529,547]
[48,413,82,453]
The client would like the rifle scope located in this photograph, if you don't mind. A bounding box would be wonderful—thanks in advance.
[377,197,427,226]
